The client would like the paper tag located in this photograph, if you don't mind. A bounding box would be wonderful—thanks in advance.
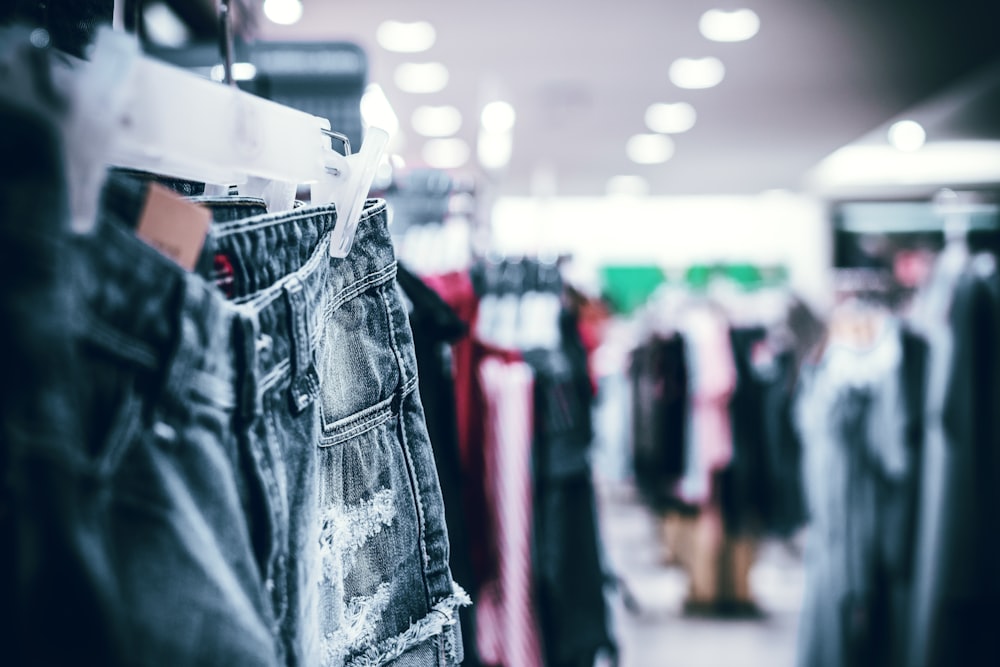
[136,183,211,271]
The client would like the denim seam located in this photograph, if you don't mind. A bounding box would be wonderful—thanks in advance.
[96,389,145,478]
[379,284,435,590]
[79,308,158,369]
[186,368,238,411]
[249,416,284,604]
[326,262,397,316]
[284,278,311,380]
[210,198,382,238]
[212,205,339,237]
[234,236,330,310]
[263,406,290,627]
[318,376,418,445]
[187,196,266,207]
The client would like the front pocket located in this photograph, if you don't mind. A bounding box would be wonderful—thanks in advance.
[318,282,401,432]
[316,408,432,667]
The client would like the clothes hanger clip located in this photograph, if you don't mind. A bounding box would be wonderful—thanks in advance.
[314,126,390,258]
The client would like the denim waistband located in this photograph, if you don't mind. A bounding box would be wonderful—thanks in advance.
[198,199,336,422]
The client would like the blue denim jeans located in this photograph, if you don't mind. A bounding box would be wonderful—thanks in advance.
[73,176,283,666]
[315,200,469,666]
[38,164,467,665]
[193,194,333,666]
[195,193,469,665]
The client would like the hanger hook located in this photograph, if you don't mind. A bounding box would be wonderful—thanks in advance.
[218,0,235,87]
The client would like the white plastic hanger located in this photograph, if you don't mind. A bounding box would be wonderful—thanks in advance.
[59,26,387,257]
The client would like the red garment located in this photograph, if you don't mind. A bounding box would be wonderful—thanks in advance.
[475,357,543,667]
[423,272,516,585]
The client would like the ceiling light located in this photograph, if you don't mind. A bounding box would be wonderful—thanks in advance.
[423,138,470,169]
[262,0,303,26]
[481,101,516,133]
[411,105,462,137]
[376,20,436,53]
[645,102,697,134]
[478,132,513,170]
[669,57,725,89]
[394,62,449,94]
[360,84,400,136]
[627,134,675,164]
[888,120,926,152]
[607,175,650,197]
[699,9,760,42]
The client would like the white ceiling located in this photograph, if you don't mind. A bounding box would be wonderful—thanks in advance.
[256,0,1000,198]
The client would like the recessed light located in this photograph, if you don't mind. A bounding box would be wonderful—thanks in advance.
[627,134,675,164]
[394,62,449,94]
[481,101,517,133]
[669,57,725,89]
[699,9,760,42]
[376,20,436,53]
[423,138,470,169]
[411,105,462,137]
[888,120,926,152]
[262,0,303,26]
[645,102,697,134]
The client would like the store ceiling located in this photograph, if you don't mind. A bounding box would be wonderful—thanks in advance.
[252,0,1000,198]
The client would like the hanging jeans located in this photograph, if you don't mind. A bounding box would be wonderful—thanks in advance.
[194,193,470,665]
[67,175,284,666]
[314,200,468,666]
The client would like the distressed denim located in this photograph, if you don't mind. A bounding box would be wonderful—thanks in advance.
[71,176,283,666]
[317,200,469,666]
[192,194,334,666]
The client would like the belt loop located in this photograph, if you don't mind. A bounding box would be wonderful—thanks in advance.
[234,310,261,423]
[283,276,317,414]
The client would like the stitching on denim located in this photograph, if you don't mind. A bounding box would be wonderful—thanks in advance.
[326,262,397,316]
[80,308,159,369]
[233,235,330,309]
[316,376,417,446]
[258,358,291,395]
[343,590,471,667]
[319,393,395,446]
[379,282,435,579]
[212,204,338,237]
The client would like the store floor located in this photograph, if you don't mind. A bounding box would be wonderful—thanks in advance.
[597,485,805,667]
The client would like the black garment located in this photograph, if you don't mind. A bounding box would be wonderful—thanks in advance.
[720,327,771,535]
[0,32,121,665]
[524,314,614,667]
[910,255,1000,667]
[628,334,689,513]
[759,349,808,537]
[795,323,928,667]
[396,264,480,666]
